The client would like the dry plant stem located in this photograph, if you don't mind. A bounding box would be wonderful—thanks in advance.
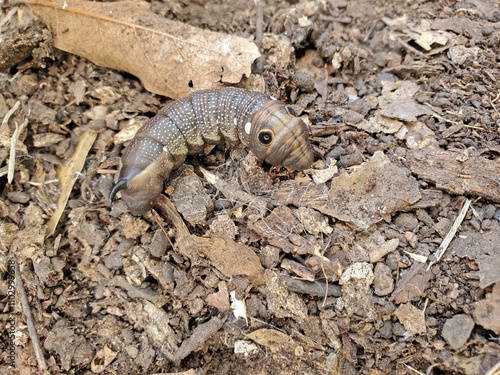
[2,101,21,180]
[254,0,264,74]
[280,275,341,297]
[483,359,500,375]
[0,165,8,178]
[405,364,425,375]
[431,113,458,125]
[2,100,21,130]
[8,118,29,183]
[254,0,263,47]
[427,198,471,270]
[490,92,500,117]
[13,259,49,374]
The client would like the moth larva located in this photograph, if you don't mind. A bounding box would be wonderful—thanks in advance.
[110,87,314,215]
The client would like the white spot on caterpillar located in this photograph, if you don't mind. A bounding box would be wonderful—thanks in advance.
[244,122,251,134]
[163,146,168,152]
[233,118,237,126]
[270,96,277,100]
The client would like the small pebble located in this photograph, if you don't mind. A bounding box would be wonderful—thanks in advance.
[326,146,346,161]
[470,217,481,231]
[481,219,492,231]
[258,245,280,269]
[104,252,123,270]
[7,191,30,204]
[373,263,394,296]
[494,210,500,222]
[385,251,402,270]
[404,231,418,248]
[392,322,406,336]
[394,213,419,232]
[460,138,476,148]
[379,320,393,339]
[377,72,395,86]
[441,314,474,349]
[394,147,407,158]
[483,204,496,220]
[150,229,169,258]
[482,26,494,36]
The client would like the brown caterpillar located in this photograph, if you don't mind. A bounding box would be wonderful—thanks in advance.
[109,87,314,215]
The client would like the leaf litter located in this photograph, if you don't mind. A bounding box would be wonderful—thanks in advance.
[1,0,500,374]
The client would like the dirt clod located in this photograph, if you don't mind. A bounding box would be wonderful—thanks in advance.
[1,0,499,374]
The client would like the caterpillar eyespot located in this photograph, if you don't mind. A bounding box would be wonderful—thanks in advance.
[258,130,274,145]
[285,106,297,117]
[109,87,314,215]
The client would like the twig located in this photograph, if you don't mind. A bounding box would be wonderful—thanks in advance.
[279,275,341,297]
[426,364,440,375]
[320,261,329,308]
[462,124,486,130]
[0,165,8,178]
[13,259,49,374]
[254,0,263,48]
[405,364,425,375]
[27,179,59,186]
[1,100,20,129]
[431,113,458,125]
[8,117,29,183]
[492,92,500,104]
[491,92,500,117]
[483,359,500,375]
[427,198,471,270]
[254,0,264,74]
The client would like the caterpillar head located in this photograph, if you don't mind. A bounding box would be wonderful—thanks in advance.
[249,100,314,171]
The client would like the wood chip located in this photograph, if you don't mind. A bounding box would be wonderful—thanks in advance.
[408,148,500,203]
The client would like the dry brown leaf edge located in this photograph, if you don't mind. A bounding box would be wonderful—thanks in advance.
[24,0,260,99]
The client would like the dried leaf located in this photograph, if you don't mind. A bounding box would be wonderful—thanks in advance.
[390,262,432,304]
[27,0,260,98]
[415,31,448,51]
[45,130,97,238]
[155,195,265,286]
[449,229,500,289]
[473,283,500,334]
[394,303,426,335]
[247,329,296,354]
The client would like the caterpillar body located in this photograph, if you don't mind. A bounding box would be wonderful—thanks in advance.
[110,87,314,215]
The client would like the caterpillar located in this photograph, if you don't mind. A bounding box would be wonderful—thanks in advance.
[109,87,314,215]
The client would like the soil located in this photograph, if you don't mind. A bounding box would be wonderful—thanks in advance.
[1,0,500,374]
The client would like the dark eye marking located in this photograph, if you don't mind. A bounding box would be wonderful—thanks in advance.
[285,106,297,117]
[258,129,274,145]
